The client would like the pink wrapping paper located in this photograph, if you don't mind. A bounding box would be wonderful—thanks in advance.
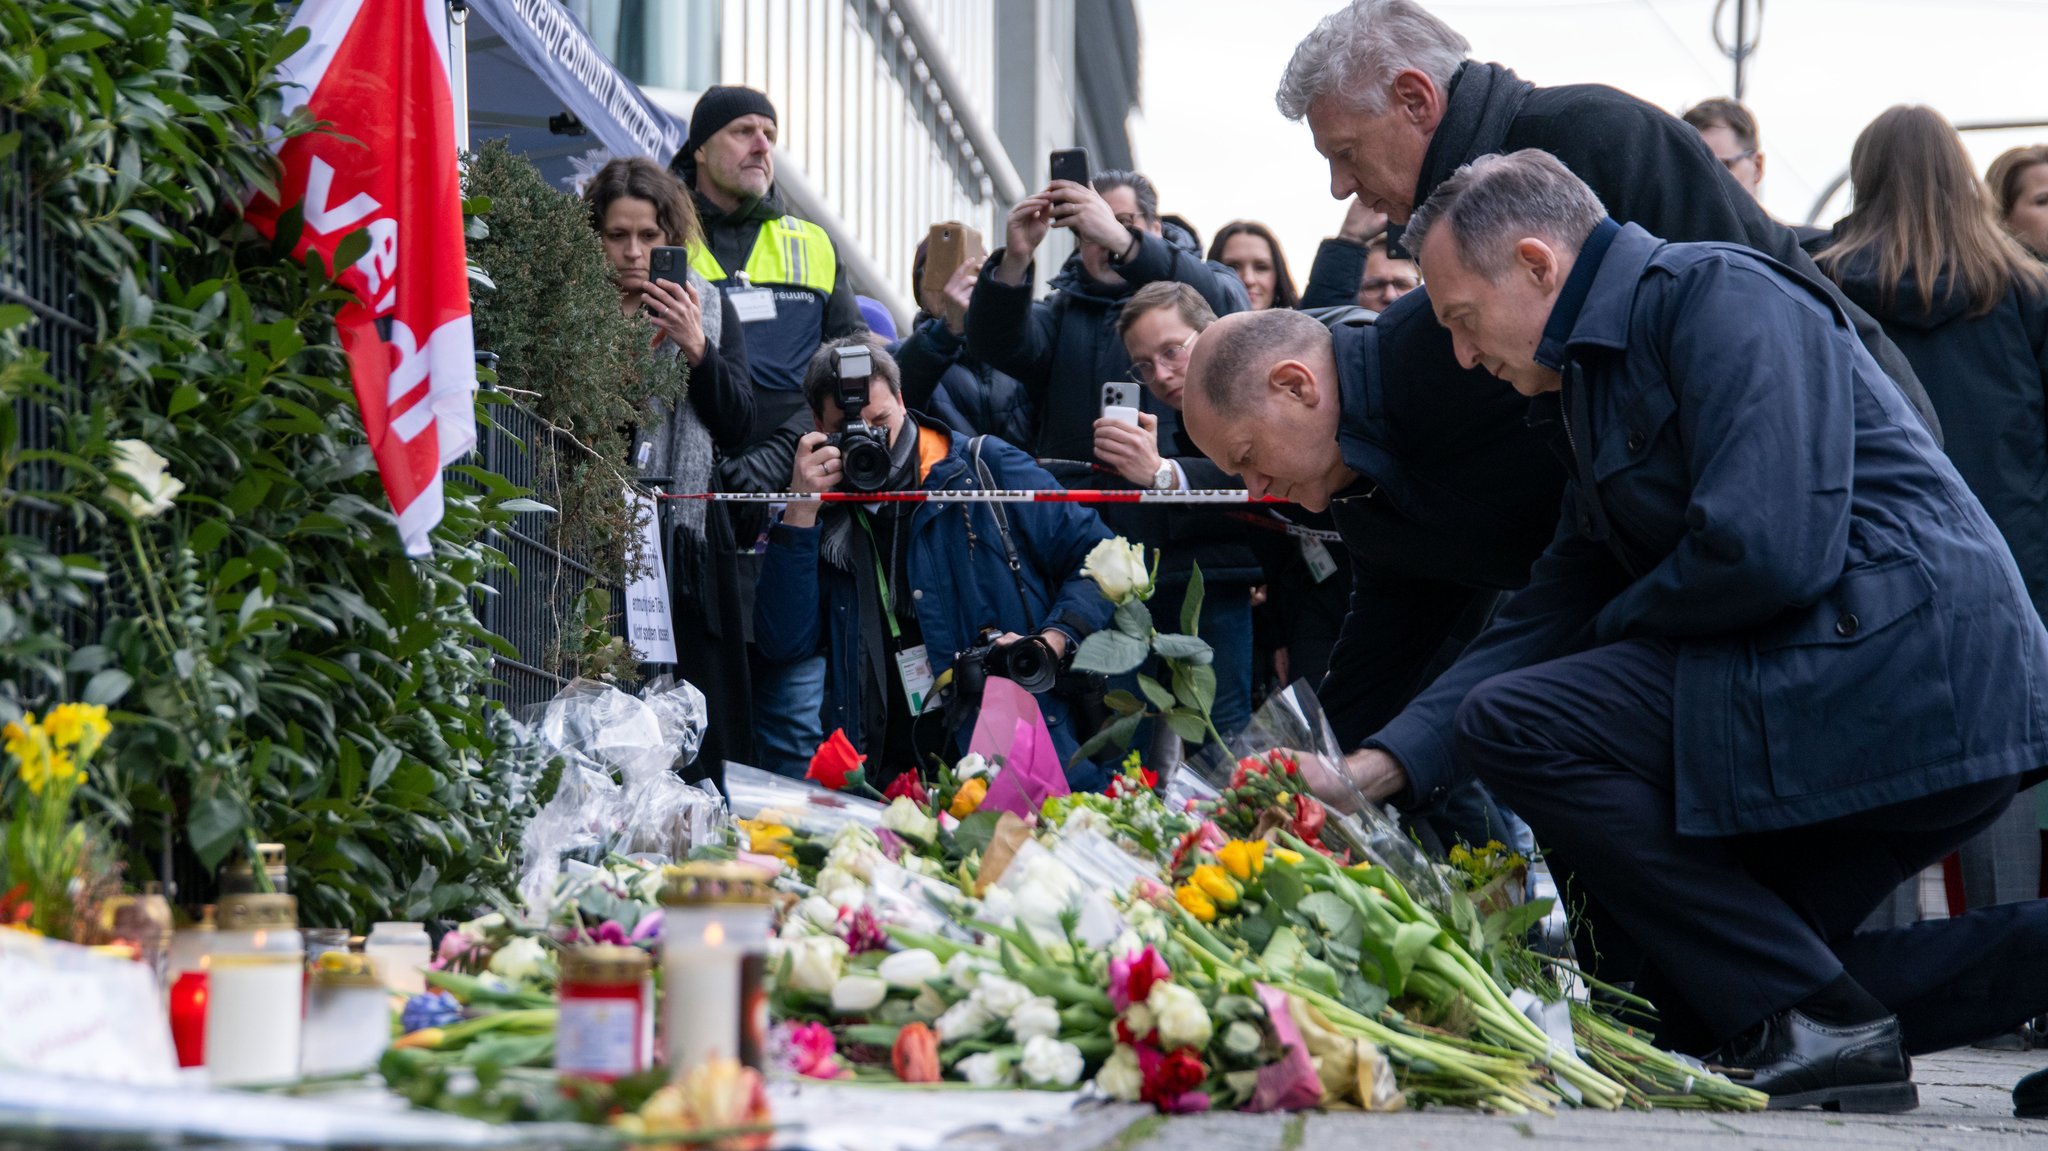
[970,679,1070,817]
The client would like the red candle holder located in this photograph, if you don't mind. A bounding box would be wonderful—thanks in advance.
[169,970,208,1068]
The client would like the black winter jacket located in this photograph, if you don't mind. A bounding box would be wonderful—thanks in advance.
[1417,62,1944,444]
[1828,251,2048,621]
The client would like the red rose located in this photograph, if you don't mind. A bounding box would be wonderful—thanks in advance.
[807,728,865,791]
[1139,1045,1209,1107]
[883,771,930,807]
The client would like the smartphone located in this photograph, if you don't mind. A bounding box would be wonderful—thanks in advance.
[1100,380,1141,427]
[922,222,987,300]
[649,245,690,288]
[1049,147,1091,187]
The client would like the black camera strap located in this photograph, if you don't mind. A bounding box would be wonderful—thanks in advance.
[969,436,1040,620]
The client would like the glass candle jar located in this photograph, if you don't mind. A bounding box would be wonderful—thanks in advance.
[659,862,774,1074]
[205,893,304,1086]
[219,843,290,896]
[556,945,653,1082]
[364,921,432,996]
[301,952,390,1075]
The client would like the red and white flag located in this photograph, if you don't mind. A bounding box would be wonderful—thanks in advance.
[248,0,477,557]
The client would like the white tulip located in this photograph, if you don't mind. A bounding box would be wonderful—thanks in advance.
[877,948,943,989]
[953,753,991,780]
[1081,537,1151,604]
[830,973,889,1014]
[106,439,184,519]
[1018,1036,1085,1087]
[1007,995,1062,1042]
[1147,981,1213,1051]
[945,951,991,990]
[1095,1044,1143,1101]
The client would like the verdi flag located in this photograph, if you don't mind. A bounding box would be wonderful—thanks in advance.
[248,0,478,557]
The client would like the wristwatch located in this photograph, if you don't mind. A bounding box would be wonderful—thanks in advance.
[1151,461,1177,491]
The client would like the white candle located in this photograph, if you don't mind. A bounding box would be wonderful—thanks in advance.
[664,909,740,1070]
[205,953,303,1085]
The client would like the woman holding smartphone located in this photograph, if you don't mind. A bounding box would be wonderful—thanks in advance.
[585,157,757,777]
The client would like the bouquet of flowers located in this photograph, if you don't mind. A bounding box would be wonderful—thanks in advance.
[2,703,120,941]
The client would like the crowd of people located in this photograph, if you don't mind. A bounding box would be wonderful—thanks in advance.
[577,0,2048,1118]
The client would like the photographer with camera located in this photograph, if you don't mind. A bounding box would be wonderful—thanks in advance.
[754,338,1118,786]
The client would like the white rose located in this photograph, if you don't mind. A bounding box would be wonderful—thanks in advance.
[814,866,864,902]
[1018,1036,1085,1087]
[955,1051,1011,1087]
[953,753,991,780]
[972,973,1033,1018]
[881,797,939,843]
[829,824,880,855]
[830,973,889,1014]
[935,997,996,1042]
[877,948,943,989]
[1007,995,1062,1043]
[485,935,550,985]
[1081,537,1151,604]
[106,439,184,519]
[1123,1002,1156,1039]
[783,935,849,995]
[1095,1044,1143,1101]
[1147,981,1213,1051]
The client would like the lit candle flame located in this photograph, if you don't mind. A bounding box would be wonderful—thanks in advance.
[704,922,726,947]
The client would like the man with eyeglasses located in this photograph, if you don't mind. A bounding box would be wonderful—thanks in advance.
[1682,98,1833,249]
[1357,231,1423,312]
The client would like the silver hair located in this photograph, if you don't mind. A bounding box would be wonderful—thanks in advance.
[1403,150,1608,281]
[1276,0,1471,120]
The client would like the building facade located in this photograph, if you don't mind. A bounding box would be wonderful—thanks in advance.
[565,0,1139,321]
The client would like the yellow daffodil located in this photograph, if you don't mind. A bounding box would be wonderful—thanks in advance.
[1174,882,1217,922]
[949,777,989,818]
[1217,839,1266,882]
[43,703,110,754]
[1191,864,1242,909]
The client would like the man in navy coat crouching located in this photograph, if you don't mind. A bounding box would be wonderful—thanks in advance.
[1194,148,2048,1113]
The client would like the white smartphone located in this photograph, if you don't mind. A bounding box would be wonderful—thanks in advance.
[1100,381,1141,427]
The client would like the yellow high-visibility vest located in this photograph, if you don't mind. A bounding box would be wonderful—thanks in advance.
[687,216,838,295]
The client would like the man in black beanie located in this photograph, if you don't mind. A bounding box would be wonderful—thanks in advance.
[670,85,866,779]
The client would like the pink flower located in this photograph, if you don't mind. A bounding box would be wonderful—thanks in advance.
[1109,946,1171,1013]
[777,1022,846,1080]
[575,920,631,947]
[435,930,477,968]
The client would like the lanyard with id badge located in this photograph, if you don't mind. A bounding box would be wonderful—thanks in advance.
[726,272,778,324]
[859,513,936,715]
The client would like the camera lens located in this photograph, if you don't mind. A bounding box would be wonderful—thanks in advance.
[839,431,893,493]
[997,637,1058,694]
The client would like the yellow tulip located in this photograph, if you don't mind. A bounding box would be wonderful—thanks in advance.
[950,777,989,818]
[1191,864,1242,909]
[1174,883,1217,923]
[1272,848,1305,865]
[1217,840,1266,882]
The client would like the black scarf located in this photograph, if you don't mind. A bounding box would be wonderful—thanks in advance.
[816,417,925,575]
[1414,61,1536,207]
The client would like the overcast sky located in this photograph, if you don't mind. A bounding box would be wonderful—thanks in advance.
[1128,0,2048,276]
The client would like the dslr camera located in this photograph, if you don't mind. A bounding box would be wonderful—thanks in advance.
[823,344,892,493]
[953,626,1060,697]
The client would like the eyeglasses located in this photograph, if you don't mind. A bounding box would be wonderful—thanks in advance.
[1129,330,1199,386]
[1360,276,1421,296]
[1717,149,1758,171]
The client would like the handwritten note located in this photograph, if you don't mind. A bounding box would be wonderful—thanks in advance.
[0,932,177,1084]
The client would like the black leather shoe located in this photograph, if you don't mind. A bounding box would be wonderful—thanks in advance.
[1712,1010,1918,1113]
[2017,1066,2048,1118]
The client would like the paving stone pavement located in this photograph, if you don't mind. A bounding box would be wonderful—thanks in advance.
[952,1047,2048,1151]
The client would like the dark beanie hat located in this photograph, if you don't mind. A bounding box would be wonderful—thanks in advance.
[671,86,778,182]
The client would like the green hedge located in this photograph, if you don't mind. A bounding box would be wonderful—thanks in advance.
[0,0,548,928]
